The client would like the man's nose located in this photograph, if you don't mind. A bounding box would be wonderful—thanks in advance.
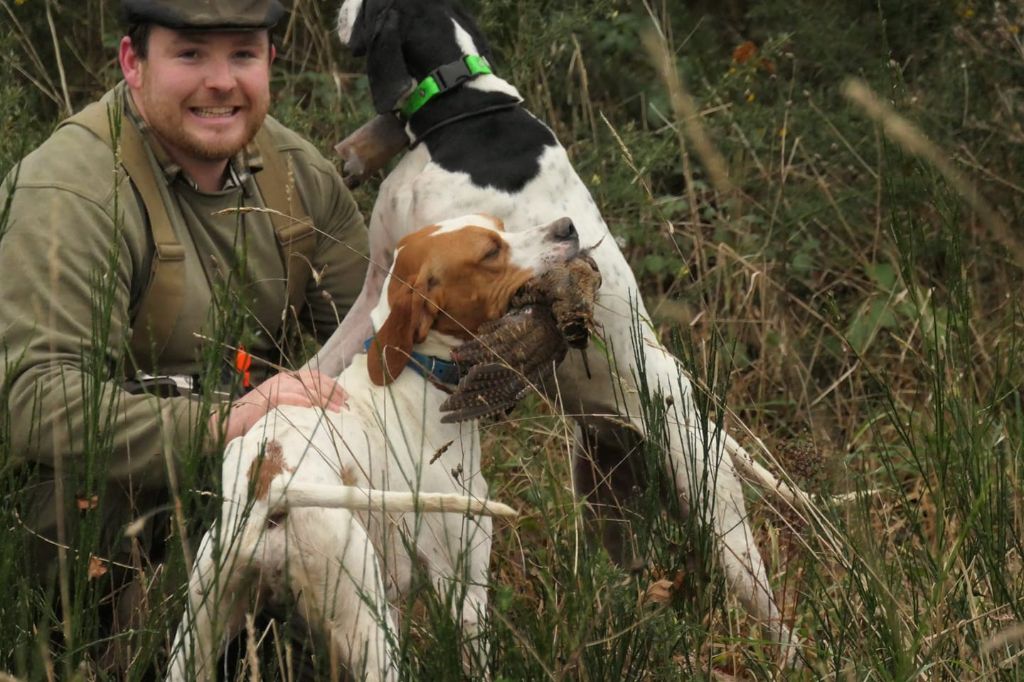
[204,59,237,91]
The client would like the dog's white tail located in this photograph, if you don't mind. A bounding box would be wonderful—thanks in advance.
[266,480,518,518]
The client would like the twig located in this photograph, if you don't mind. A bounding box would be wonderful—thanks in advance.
[0,0,59,101]
[3,59,62,109]
[641,27,735,199]
[12,510,137,571]
[44,0,72,116]
[842,78,1024,270]
[246,613,262,682]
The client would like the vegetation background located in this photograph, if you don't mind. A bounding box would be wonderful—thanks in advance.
[1,0,1023,679]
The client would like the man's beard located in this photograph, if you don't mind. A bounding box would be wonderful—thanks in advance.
[143,94,268,162]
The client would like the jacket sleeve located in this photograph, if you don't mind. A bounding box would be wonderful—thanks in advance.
[0,178,206,490]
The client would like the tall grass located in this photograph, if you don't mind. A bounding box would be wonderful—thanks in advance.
[2,0,1023,679]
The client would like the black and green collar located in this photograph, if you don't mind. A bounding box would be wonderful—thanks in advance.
[400,54,493,119]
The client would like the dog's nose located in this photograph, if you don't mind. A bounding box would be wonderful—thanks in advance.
[547,217,577,242]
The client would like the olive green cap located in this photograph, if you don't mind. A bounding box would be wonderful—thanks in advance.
[121,0,286,30]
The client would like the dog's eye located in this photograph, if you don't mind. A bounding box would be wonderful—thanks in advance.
[482,243,501,260]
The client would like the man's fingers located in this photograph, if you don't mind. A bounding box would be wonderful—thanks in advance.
[318,379,348,410]
[243,371,347,412]
[272,394,321,409]
[277,379,347,412]
[293,370,348,411]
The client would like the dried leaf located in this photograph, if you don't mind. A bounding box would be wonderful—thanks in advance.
[644,578,675,605]
[75,494,98,511]
[644,569,687,606]
[88,555,108,580]
[732,41,758,64]
[123,516,147,539]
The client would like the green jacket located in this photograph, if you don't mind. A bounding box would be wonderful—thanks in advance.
[0,84,368,567]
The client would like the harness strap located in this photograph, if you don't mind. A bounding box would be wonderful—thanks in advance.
[59,98,316,373]
[60,100,186,369]
[407,100,521,150]
[252,127,316,321]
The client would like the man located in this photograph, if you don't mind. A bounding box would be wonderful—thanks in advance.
[0,0,367,669]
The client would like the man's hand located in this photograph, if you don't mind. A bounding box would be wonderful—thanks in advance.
[210,370,349,443]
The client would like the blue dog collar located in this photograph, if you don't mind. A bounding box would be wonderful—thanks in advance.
[363,338,461,386]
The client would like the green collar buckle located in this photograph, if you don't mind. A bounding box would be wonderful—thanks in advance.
[400,54,493,119]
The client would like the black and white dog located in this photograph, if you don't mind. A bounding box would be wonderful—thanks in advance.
[313,0,806,660]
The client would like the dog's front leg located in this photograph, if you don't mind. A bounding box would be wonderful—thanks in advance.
[167,528,250,682]
[427,514,493,679]
[636,341,798,659]
[557,305,797,662]
[635,344,798,660]
[308,269,382,376]
[308,237,393,376]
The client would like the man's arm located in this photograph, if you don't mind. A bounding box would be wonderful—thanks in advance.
[0,180,202,488]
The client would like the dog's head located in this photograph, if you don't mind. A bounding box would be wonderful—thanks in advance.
[367,214,580,385]
[337,0,494,114]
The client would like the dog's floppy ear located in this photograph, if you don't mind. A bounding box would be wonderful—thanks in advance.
[365,9,414,114]
[346,0,387,56]
[347,1,413,114]
[368,271,441,385]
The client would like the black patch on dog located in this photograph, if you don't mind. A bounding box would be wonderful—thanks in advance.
[347,0,557,191]
[352,0,498,114]
[411,89,558,194]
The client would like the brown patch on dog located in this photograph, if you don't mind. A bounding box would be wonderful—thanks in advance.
[248,440,292,501]
[340,464,358,487]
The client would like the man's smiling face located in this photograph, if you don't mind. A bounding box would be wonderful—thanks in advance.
[122,26,274,166]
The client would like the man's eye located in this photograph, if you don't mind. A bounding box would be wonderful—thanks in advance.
[234,51,258,60]
[178,50,200,60]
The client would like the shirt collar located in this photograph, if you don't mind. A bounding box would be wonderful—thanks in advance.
[118,81,264,192]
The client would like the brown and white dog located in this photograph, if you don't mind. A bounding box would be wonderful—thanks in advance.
[312,0,813,663]
[168,214,580,681]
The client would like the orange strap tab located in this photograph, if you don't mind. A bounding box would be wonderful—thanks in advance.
[234,347,253,389]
